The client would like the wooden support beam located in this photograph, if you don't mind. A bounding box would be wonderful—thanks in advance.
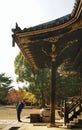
[50,61,56,124]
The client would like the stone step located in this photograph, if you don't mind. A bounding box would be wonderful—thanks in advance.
[67,113,82,129]
[80,112,82,115]
[70,120,78,124]
[77,115,82,119]
[67,124,82,129]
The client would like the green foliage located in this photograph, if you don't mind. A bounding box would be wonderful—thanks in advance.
[57,62,82,102]
[14,52,34,82]
[14,52,50,107]
[0,73,13,104]
[14,52,82,106]
[28,68,50,106]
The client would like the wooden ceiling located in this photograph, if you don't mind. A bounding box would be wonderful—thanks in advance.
[12,0,82,73]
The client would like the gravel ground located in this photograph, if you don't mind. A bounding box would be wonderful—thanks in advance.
[0,106,40,119]
[0,106,62,129]
[0,106,40,129]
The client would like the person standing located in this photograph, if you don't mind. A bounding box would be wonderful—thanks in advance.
[16,100,25,122]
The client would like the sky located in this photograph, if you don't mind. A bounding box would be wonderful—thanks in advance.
[0,0,75,88]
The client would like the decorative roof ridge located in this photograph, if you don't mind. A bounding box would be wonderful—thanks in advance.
[22,14,71,32]
[12,0,81,34]
[21,0,81,32]
[71,0,80,17]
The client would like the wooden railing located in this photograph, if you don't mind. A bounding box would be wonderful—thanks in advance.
[64,96,82,125]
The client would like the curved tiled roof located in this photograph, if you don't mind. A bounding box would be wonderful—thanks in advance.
[12,0,82,73]
[12,0,81,34]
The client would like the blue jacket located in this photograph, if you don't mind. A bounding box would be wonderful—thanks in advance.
[16,102,24,112]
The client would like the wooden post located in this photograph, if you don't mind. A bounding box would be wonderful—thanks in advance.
[64,100,68,125]
[50,61,56,124]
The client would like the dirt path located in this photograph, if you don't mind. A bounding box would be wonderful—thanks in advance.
[0,106,40,119]
[0,106,63,129]
[0,106,40,129]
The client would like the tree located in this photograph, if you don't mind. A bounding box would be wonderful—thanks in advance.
[14,52,33,82]
[23,90,37,105]
[0,73,13,104]
[14,52,82,107]
[6,87,24,104]
[7,87,37,105]
[14,52,50,107]
[56,62,82,105]
[28,69,50,107]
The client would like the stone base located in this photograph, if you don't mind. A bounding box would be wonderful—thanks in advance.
[30,114,42,123]
[47,123,60,127]
[42,116,50,123]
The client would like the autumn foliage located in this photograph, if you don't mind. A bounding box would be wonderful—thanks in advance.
[6,87,37,105]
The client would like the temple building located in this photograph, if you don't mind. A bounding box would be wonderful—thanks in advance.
[12,0,82,127]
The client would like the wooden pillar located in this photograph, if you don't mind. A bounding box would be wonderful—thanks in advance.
[64,101,67,125]
[50,61,56,124]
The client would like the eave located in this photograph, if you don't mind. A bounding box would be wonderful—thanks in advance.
[12,0,82,70]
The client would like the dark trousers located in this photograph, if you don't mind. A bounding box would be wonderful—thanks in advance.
[17,111,21,121]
